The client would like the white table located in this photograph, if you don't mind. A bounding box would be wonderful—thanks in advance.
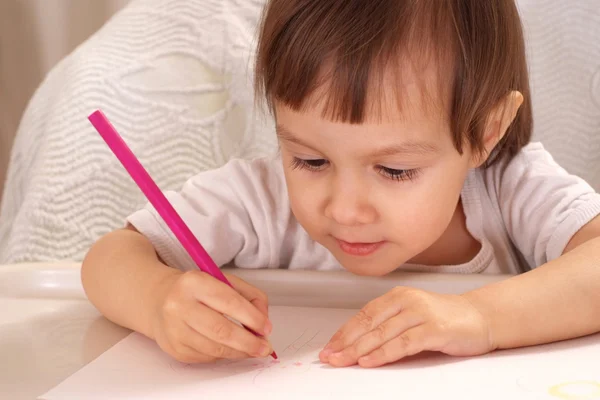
[0,263,513,400]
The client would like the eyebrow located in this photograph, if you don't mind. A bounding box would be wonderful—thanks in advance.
[276,125,440,157]
[276,125,314,148]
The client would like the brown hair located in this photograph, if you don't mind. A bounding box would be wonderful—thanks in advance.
[254,0,533,167]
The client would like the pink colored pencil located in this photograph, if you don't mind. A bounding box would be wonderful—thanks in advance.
[88,109,277,360]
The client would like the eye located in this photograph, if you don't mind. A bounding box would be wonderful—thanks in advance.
[290,157,329,171]
[377,166,421,182]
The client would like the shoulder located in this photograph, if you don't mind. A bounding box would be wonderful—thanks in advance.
[495,141,563,175]
[480,142,591,195]
[176,155,290,218]
[184,155,285,190]
[476,141,598,216]
[474,142,600,265]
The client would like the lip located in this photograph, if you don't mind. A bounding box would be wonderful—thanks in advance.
[335,239,386,256]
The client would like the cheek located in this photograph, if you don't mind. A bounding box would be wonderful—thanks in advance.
[379,191,449,247]
[382,159,468,242]
[282,167,324,232]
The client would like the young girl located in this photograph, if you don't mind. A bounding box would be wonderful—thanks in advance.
[82,0,600,369]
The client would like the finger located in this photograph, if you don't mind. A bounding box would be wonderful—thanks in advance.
[358,324,437,368]
[325,312,422,367]
[321,294,406,356]
[170,343,218,364]
[179,322,252,360]
[188,272,271,336]
[162,323,218,364]
[187,302,273,358]
[226,274,270,323]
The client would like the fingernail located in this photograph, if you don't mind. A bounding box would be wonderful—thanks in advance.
[324,342,337,351]
[330,352,343,359]
[257,344,271,357]
[264,320,273,336]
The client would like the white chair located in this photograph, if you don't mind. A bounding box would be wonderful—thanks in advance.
[0,0,598,263]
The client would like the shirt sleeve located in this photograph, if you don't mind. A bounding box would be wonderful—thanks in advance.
[487,142,600,268]
[126,157,293,271]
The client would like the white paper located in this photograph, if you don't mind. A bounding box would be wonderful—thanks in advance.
[41,306,600,400]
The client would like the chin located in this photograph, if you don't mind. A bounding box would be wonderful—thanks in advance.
[338,258,397,277]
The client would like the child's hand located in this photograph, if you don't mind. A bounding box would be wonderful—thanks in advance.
[319,287,494,368]
[150,270,273,364]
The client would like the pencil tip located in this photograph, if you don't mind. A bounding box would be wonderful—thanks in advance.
[271,351,278,360]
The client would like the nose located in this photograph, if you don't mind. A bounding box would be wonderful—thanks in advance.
[324,177,377,227]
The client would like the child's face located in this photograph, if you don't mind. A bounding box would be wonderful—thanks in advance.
[275,80,479,276]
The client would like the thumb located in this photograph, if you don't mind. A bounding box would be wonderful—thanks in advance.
[225,273,270,318]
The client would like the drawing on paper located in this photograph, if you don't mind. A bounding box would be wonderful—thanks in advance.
[209,328,324,383]
[167,328,325,383]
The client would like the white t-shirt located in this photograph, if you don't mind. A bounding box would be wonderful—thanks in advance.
[127,142,600,275]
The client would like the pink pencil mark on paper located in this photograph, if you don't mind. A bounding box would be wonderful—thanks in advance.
[181,329,324,385]
[165,329,324,385]
[248,329,322,383]
[169,361,191,372]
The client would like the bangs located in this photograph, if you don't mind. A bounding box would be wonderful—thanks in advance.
[255,0,533,166]
[254,0,458,124]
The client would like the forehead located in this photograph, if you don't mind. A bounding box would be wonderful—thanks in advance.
[275,97,448,146]
[274,98,453,162]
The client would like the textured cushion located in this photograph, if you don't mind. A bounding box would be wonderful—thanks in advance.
[518,0,600,185]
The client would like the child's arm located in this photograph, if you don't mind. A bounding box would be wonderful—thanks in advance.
[82,227,274,363]
[463,216,600,349]
[81,226,178,338]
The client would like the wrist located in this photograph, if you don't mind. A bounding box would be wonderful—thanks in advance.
[142,263,182,340]
[461,290,499,351]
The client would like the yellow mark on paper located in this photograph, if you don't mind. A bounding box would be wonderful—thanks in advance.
[548,381,600,400]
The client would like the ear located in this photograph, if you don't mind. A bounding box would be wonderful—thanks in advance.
[470,91,524,167]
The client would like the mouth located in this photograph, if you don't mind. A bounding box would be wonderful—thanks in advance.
[335,238,386,257]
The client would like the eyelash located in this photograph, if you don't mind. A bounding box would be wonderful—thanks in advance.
[290,158,420,182]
